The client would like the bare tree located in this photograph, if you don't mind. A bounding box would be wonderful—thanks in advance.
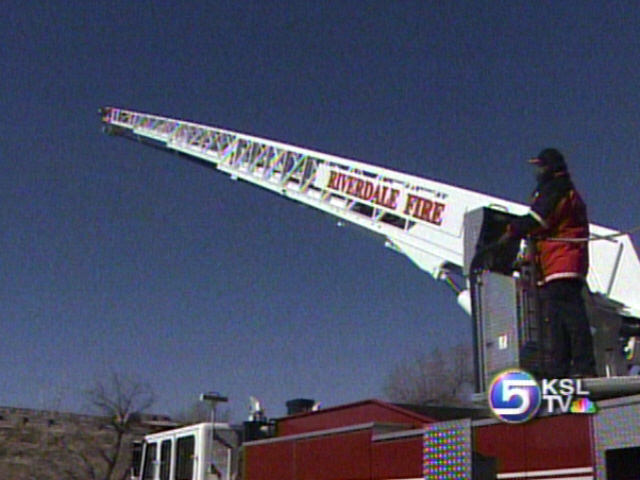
[0,372,156,480]
[84,371,156,480]
[384,343,475,406]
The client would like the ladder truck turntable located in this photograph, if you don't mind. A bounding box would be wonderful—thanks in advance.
[101,107,640,480]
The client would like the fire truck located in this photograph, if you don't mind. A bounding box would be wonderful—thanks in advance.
[101,107,640,479]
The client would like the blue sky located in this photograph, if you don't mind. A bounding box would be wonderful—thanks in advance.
[2,1,640,420]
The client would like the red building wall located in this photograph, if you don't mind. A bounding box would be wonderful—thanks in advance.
[277,400,433,436]
[244,430,425,480]
[243,441,295,480]
[244,400,431,480]
[371,436,424,479]
[296,431,372,480]
[245,400,596,480]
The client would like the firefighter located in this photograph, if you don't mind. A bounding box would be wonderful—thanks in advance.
[500,148,596,378]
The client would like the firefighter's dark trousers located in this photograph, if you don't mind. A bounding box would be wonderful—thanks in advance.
[543,279,597,377]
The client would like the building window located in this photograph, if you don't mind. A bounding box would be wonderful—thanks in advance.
[175,435,195,480]
[141,442,157,480]
[160,439,172,480]
[131,442,143,479]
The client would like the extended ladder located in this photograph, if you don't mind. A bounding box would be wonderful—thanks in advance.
[100,107,640,319]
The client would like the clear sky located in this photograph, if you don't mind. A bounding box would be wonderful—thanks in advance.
[2,1,640,420]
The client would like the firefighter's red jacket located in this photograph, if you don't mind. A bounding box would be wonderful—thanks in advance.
[508,171,589,283]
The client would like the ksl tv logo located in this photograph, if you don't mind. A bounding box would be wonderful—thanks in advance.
[488,369,598,423]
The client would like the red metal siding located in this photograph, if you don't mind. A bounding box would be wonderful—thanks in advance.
[245,401,434,479]
[475,423,526,473]
[523,415,592,470]
[296,431,372,480]
[244,441,295,480]
[372,436,423,479]
[475,416,593,474]
[244,430,425,480]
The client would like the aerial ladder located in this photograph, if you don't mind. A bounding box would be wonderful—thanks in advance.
[100,107,640,389]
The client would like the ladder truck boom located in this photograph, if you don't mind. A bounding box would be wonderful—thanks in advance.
[99,107,640,319]
[113,107,640,480]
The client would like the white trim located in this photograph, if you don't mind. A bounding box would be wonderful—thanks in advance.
[597,391,640,409]
[379,478,423,480]
[373,428,424,442]
[543,272,583,283]
[497,466,593,479]
[498,477,591,480]
[529,209,548,228]
[242,422,375,446]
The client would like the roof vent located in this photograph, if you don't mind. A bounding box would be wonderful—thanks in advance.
[285,398,316,415]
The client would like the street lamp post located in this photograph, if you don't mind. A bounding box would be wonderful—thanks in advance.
[200,392,229,479]
[200,392,229,424]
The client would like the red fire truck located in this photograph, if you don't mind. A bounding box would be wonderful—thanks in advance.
[102,108,640,479]
[130,394,640,479]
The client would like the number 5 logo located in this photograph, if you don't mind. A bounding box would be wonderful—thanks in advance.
[489,370,541,423]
